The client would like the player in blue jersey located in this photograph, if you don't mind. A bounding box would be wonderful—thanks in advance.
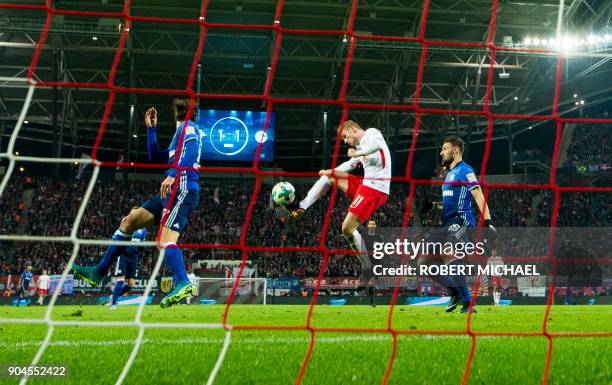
[419,136,496,313]
[72,99,202,308]
[109,227,146,310]
[15,265,33,306]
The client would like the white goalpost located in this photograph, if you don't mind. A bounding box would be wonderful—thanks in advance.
[0,81,232,385]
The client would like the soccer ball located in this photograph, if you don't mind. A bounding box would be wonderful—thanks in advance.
[271,182,295,206]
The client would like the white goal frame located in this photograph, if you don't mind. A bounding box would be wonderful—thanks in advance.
[0,82,232,385]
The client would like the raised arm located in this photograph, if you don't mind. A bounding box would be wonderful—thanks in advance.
[145,107,169,163]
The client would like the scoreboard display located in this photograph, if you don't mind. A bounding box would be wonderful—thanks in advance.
[197,109,275,162]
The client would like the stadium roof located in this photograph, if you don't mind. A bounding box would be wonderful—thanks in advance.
[0,0,611,170]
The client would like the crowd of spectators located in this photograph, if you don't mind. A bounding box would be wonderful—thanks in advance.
[0,174,609,291]
[0,177,25,276]
[536,190,611,227]
[415,184,536,228]
[255,253,360,278]
[0,177,25,235]
[565,124,610,166]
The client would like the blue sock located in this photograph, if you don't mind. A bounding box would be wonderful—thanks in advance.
[95,229,132,275]
[163,244,189,284]
[121,284,131,296]
[449,259,471,302]
[111,281,124,305]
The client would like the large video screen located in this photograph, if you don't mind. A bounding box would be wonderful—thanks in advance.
[197,109,275,162]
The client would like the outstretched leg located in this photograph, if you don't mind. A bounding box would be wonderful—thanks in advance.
[288,170,349,216]
[73,208,153,287]
[96,208,153,274]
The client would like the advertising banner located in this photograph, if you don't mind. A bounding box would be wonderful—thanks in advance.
[267,277,303,290]
[48,274,73,295]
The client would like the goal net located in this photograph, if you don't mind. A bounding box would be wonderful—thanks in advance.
[196,277,267,305]
[0,0,610,385]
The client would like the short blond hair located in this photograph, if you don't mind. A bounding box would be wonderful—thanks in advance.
[339,119,361,133]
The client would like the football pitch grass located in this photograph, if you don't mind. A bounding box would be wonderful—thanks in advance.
[0,305,610,385]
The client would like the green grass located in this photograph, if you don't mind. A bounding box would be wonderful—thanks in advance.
[0,305,610,385]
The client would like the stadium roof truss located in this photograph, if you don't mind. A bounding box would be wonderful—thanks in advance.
[0,0,610,164]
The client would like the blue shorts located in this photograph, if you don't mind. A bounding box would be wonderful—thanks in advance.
[115,247,139,279]
[18,286,31,296]
[429,216,474,244]
[141,189,199,234]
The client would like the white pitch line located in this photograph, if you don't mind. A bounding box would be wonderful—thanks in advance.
[1,334,509,350]
[206,330,232,385]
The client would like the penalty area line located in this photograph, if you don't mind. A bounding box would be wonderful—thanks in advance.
[1,333,506,349]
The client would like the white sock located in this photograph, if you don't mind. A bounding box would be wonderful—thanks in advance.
[299,175,331,210]
[494,292,500,305]
[345,229,371,270]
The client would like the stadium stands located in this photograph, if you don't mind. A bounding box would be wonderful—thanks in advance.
[1,173,606,283]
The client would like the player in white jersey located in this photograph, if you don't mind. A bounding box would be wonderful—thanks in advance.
[287,120,391,289]
[487,249,504,305]
[35,269,50,306]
